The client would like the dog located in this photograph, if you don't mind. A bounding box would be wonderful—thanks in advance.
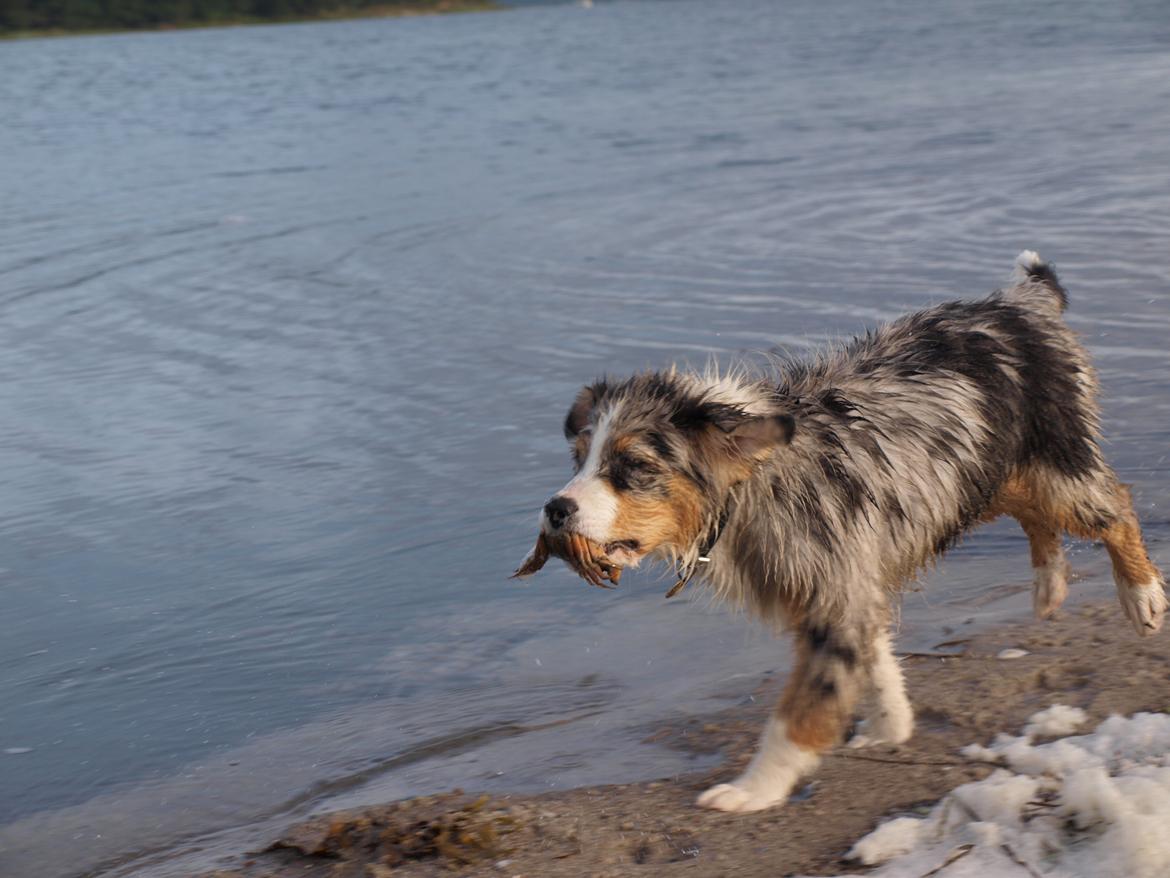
[530,251,1167,812]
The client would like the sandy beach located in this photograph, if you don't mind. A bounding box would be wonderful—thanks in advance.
[193,599,1170,877]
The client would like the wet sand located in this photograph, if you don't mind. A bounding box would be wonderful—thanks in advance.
[195,599,1170,878]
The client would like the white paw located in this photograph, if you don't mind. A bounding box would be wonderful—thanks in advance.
[847,718,879,749]
[1033,560,1069,620]
[1117,579,1167,637]
[698,718,817,812]
[696,780,788,813]
[846,711,913,749]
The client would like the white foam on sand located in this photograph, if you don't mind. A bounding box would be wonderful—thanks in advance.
[812,707,1170,878]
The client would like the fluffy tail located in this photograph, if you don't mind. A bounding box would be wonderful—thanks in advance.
[1006,250,1068,315]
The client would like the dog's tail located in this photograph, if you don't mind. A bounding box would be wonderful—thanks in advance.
[1004,250,1068,316]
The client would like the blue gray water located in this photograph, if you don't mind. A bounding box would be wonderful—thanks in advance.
[1,1,1168,875]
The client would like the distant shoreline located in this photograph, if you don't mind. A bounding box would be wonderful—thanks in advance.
[0,1,500,41]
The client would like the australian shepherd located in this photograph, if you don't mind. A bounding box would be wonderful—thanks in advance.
[520,252,1166,812]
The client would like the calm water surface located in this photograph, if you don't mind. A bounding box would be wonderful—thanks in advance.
[1,1,1169,875]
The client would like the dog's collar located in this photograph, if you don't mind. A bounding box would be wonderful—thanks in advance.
[665,501,732,599]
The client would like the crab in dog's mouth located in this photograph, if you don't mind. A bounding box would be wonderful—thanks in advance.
[512,534,643,588]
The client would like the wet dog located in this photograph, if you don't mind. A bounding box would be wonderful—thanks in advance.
[521,252,1167,812]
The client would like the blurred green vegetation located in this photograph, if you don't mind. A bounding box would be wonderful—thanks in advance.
[0,0,495,34]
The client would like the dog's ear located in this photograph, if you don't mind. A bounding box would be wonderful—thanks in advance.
[718,412,796,460]
[674,400,794,461]
[564,382,606,440]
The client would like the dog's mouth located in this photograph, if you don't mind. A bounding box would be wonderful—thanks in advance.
[557,536,644,585]
[512,534,645,589]
[602,538,643,567]
[514,530,624,588]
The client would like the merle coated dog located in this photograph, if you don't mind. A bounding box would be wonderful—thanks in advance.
[529,252,1166,811]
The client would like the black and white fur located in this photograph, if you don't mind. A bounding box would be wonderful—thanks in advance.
[534,252,1167,812]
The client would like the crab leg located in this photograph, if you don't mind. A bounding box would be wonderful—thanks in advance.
[574,534,609,588]
[511,532,550,578]
[579,534,614,589]
[511,530,622,588]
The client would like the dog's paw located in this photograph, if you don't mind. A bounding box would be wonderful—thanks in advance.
[846,732,877,749]
[1033,559,1069,620]
[1117,579,1167,637]
[699,718,816,812]
[695,781,787,813]
[846,712,913,749]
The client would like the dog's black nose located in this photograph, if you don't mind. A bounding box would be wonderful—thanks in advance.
[543,496,578,531]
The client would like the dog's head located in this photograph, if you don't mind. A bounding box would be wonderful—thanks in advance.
[540,372,795,568]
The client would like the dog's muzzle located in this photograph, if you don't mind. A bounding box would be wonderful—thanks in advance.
[542,495,577,532]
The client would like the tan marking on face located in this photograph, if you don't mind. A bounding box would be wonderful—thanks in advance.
[610,474,704,556]
[610,434,635,455]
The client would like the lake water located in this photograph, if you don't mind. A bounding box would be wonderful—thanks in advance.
[1,1,1168,875]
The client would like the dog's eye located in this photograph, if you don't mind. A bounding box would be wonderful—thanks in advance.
[608,454,659,491]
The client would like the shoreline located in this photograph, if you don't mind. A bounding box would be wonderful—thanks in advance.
[0,1,499,42]
[187,598,1170,878]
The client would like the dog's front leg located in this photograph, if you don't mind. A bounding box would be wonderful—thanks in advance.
[697,621,867,812]
[847,627,914,748]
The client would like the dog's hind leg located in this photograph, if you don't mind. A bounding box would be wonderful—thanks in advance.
[847,627,913,748]
[987,474,1071,619]
[696,618,873,812]
[1016,467,1166,635]
[1021,516,1069,620]
[1064,478,1166,636]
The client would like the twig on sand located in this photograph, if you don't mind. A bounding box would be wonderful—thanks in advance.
[1000,843,1045,878]
[828,751,999,768]
[911,798,1043,878]
[933,638,972,650]
[897,638,972,659]
[918,843,974,876]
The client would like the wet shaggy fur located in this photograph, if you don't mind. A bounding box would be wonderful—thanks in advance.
[539,252,1167,812]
